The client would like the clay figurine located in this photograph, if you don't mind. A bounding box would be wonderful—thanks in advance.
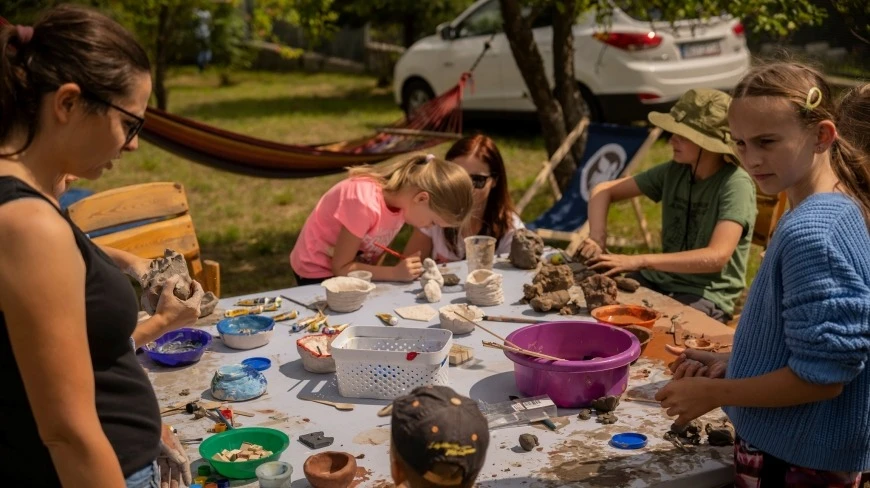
[418,258,444,303]
[509,229,544,269]
[523,264,574,302]
[140,249,193,315]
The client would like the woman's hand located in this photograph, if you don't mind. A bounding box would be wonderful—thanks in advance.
[392,254,423,282]
[587,253,646,276]
[667,348,730,380]
[578,237,605,260]
[153,276,204,332]
[655,377,721,427]
[158,424,191,488]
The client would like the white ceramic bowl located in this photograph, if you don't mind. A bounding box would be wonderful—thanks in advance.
[438,304,484,335]
[216,315,275,350]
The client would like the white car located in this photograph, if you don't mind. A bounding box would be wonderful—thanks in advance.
[393,0,750,123]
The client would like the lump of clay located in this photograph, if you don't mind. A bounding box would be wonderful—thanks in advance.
[597,412,618,424]
[568,262,597,282]
[705,420,735,446]
[442,273,460,287]
[523,264,574,302]
[591,395,620,413]
[141,249,193,315]
[579,274,618,312]
[509,229,543,269]
[577,409,592,420]
[614,276,640,292]
[518,433,538,452]
[199,291,218,317]
[418,258,444,303]
[530,290,571,313]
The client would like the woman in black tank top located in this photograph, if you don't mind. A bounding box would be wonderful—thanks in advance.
[0,6,203,487]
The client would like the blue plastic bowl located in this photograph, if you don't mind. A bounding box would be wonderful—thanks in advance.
[144,328,212,367]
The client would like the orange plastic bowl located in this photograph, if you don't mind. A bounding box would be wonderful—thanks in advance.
[591,304,661,329]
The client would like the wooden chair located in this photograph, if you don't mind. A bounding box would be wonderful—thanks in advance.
[752,189,788,254]
[67,182,220,297]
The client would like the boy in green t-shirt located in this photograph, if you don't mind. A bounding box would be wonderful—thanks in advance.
[579,89,757,323]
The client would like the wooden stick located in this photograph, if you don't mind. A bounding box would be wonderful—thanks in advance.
[457,310,564,361]
[482,341,566,362]
[454,310,518,349]
[483,315,545,324]
[624,396,661,406]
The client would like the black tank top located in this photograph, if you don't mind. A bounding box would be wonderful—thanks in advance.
[0,176,161,485]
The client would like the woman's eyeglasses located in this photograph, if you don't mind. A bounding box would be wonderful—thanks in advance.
[82,91,146,147]
[470,174,491,190]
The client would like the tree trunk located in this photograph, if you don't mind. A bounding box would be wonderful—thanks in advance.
[499,0,577,189]
[154,5,171,110]
[552,0,588,168]
[402,13,418,48]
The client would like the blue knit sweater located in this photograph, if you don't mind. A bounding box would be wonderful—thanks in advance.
[725,193,870,472]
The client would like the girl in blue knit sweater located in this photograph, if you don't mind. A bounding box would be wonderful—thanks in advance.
[657,64,870,486]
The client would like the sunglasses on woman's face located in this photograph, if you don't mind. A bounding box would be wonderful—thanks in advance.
[82,91,146,147]
[470,174,491,190]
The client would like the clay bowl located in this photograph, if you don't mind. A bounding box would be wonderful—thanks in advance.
[217,315,275,350]
[347,270,372,282]
[303,451,357,488]
[684,337,716,351]
[296,334,337,373]
[622,325,652,364]
[322,277,376,313]
[438,304,484,335]
[591,304,661,329]
[210,363,268,401]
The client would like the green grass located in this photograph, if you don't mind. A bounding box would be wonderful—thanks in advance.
[75,68,763,297]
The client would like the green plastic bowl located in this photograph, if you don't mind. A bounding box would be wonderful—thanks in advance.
[199,427,290,479]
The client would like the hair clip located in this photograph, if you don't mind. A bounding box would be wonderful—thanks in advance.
[425,153,435,162]
[804,87,822,111]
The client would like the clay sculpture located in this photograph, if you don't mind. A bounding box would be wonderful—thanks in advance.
[614,276,640,292]
[529,290,582,315]
[418,258,444,303]
[199,291,218,317]
[522,264,575,302]
[140,249,193,315]
[579,274,618,312]
[465,269,504,306]
[509,229,544,269]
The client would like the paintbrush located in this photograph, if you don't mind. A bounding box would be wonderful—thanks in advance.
[481,341,566,362]
[372,242,408,260]
[624,396,661,406]
[483,315,545,324]
[454,310,520,349]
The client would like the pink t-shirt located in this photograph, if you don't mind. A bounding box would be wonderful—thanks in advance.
[290,177,405,278]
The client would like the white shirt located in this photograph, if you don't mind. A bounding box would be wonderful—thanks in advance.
[420,213,525,263]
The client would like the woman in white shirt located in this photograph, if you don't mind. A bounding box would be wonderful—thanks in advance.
[403,134,524,263]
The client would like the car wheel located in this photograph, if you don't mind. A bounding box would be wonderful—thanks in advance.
[402,79,435,118]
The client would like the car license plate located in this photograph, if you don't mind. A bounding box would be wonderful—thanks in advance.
[680,40,721,59]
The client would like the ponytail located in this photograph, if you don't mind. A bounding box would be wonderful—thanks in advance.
[834,84,870,227]
[0,23,39,156]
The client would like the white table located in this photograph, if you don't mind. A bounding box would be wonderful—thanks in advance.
[146,259,733,487]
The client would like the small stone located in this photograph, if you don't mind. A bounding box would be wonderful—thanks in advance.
[355,453,366,459]
[577,409,592,420]
[518,433,539,452]
[442,273,460,286]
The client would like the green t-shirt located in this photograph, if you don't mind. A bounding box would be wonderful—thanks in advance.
[633,161,757,315]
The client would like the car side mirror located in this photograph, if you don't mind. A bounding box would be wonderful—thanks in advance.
[438,23,454,41]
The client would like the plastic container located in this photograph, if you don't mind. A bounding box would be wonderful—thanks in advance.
[199,427,290,479]
[143,328,212,367]
[464,235,496,273]
[591,304,661,329]
[330,326,452,400]
[503,321,640,408]
[217,315,275,350]
[479,395,557,429]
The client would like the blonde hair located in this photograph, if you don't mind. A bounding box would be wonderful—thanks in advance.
[733,62,870,225]
[348,154,474,227]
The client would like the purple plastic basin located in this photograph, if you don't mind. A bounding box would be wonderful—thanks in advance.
[144,328,213,367]
[503,321,641,408]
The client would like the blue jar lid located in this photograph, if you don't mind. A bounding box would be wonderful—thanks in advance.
[241,356,272,371]
[610,432,648,450]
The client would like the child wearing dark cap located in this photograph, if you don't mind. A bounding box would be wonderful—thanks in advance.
[390,385,489,488]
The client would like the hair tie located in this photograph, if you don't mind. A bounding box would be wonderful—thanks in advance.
[804,87,822,111]
[425,153,435,162]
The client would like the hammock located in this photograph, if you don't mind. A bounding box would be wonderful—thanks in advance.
[141,75,470,178]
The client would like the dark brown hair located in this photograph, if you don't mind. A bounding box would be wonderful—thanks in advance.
[0,5,150,156]
[733,62,870,225]
[443,134,516,256]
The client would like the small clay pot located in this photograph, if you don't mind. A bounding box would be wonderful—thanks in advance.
[303,451,357,488]
[684,337,716,351]
[623,325,652,364]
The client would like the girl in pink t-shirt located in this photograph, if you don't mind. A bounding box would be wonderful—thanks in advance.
[290,154,474,284]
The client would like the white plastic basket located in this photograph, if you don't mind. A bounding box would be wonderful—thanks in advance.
[330,326,452,400]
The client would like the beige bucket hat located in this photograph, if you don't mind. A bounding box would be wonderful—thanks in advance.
[648,88,735,157]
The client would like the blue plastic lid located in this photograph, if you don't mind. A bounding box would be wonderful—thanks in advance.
[242,357,272,371]
[190,485,202,488]
[610,432,648,450]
